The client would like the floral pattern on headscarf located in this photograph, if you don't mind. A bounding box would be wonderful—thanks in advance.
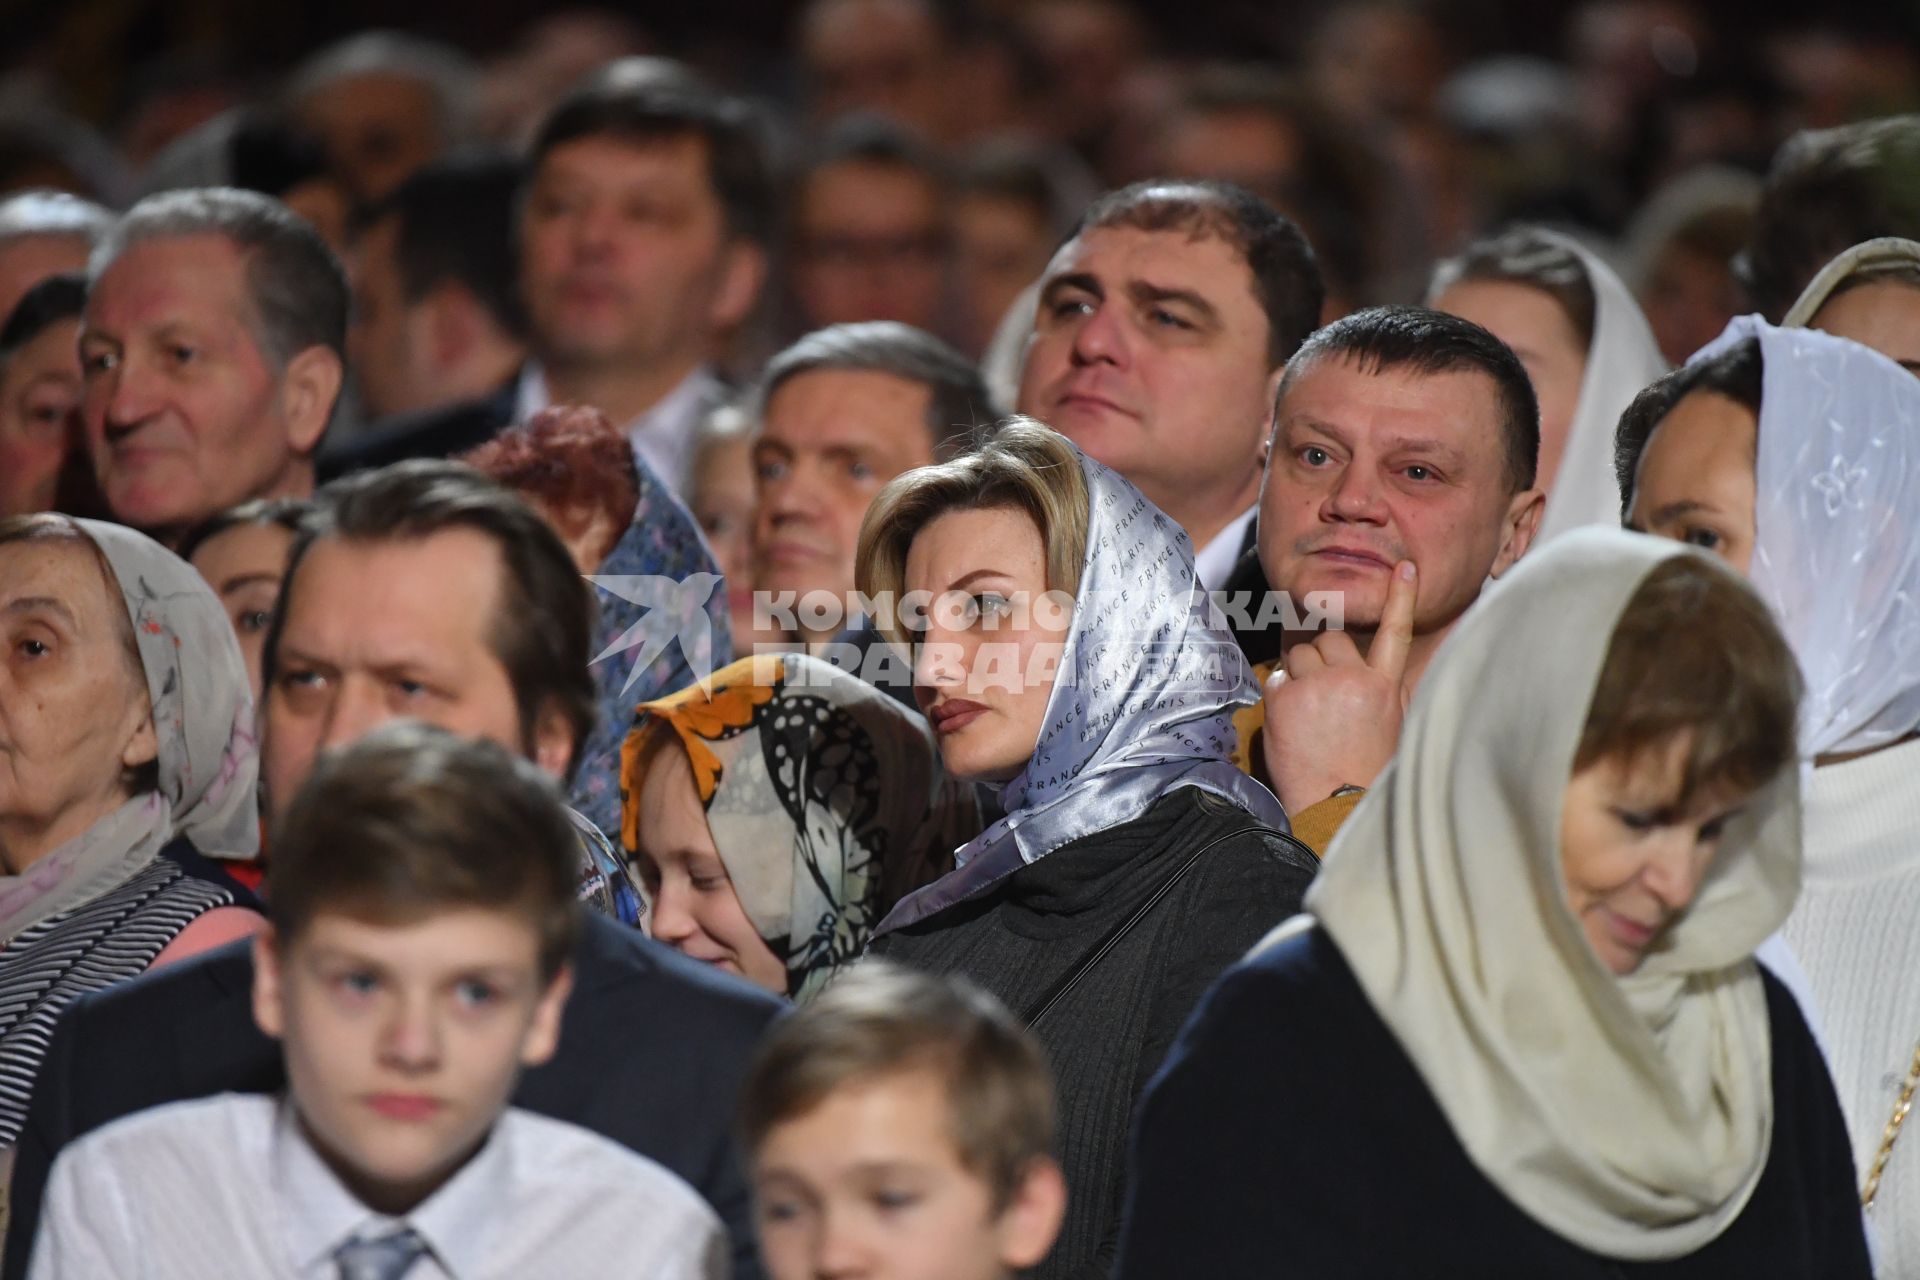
[875,438,1289,934]
[1689,316,1920,756]
[622,654,974,1002]
[0,519,259,943]
[572,454,731,839]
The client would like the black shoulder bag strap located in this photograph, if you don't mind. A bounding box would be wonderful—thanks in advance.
[1020,824,1260,1029]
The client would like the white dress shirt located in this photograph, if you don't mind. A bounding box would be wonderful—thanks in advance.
[1192,505,1257,593]
[30,1094,726,1280]
[515,363,721,498]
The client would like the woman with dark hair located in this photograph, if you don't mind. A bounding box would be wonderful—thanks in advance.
[857,418,1317,1279]
[0,273,101,520]
[178,498,313,704]
[1622,317,1920,1269]
[1430,225,1668,542]
[1119,532,1867,1277]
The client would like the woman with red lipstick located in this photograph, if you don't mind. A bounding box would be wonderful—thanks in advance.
[855,418,1317,1280]
[1119,531,1869,1278]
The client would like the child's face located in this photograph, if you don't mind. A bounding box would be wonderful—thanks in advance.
[752,1068,1064,1280]
[252,907,572,1214]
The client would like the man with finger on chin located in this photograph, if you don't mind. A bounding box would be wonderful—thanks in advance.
[1238,306,1544,850]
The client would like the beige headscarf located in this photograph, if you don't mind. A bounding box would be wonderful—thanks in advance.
[1780,235,1920,328]
[1533,232,1670,543]
[1297,527,1801,1260]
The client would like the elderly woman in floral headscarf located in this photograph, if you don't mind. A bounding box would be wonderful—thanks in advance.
[621,653,974,1003]
[0,514,262,1155]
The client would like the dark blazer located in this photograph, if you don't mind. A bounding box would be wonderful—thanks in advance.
[1117,925,1871,1279]
[4,911,785,1280]
[1217,524,1284,668]
[316,375,521,481]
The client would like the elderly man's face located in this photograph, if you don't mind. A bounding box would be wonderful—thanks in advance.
[80,235,326,541]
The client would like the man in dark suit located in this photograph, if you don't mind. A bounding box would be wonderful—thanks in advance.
[318,156,529,479]
[4,462,784,1278]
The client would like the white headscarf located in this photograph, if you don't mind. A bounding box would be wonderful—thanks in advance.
[1689,316,1920,757]
[1294,527,1800,1259]
[0,519,259,943]
[1533,231,1671,543]
[1780,236,1920,328]
[877,440,1288,932]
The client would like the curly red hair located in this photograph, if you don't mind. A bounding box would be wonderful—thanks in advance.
[460,405,641,561]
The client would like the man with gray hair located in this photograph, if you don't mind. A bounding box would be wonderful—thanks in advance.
[287,30,479,206]
[79,187,348,545]
[0,189,112,324]
[750,320,988,661]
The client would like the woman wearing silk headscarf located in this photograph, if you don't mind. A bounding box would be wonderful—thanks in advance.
[1119,530,1868,1277]
[619,652,975,1003]
[855,418,1317,1280]
[1619,316,1920,1273]
[1430,225,1670,543]
[0,515,263,1157]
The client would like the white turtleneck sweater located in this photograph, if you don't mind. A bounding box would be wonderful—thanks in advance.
[1781,737,1920,1277]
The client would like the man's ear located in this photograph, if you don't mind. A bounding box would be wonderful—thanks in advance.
[251,928,287,1041]
[708,240,769,336]
[995,1156,1068,1270]
[521,962,574,1067]
[530,702,575,781]
[1491,487,1546,578]
[280,346,345,456]
[1257,363,1286,469]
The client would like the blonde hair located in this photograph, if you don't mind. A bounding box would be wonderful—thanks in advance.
[855,417,1090,647]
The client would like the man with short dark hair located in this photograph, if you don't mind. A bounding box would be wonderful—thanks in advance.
[79,187,348,545]
[750,320,988,661]
[517,60,773,495]
[1739,114,1920,322]
[1016,178,1323,591]
[7,461,784,1280]
[1246,305,1543,844]
[320,155,530,476]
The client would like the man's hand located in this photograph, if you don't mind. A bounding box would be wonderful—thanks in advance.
[1261,559,1416,815]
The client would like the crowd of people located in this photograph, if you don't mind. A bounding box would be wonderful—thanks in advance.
[2,1,1920,1277]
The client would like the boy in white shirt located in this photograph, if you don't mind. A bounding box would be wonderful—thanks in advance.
[31,722,727,1280]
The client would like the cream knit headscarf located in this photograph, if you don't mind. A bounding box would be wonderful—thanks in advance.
[1302,528,1802,1260]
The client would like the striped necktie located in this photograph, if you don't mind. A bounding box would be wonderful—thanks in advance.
[334,1225,428,1280]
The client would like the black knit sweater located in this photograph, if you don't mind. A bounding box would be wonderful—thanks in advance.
[868,786,1318,1280]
